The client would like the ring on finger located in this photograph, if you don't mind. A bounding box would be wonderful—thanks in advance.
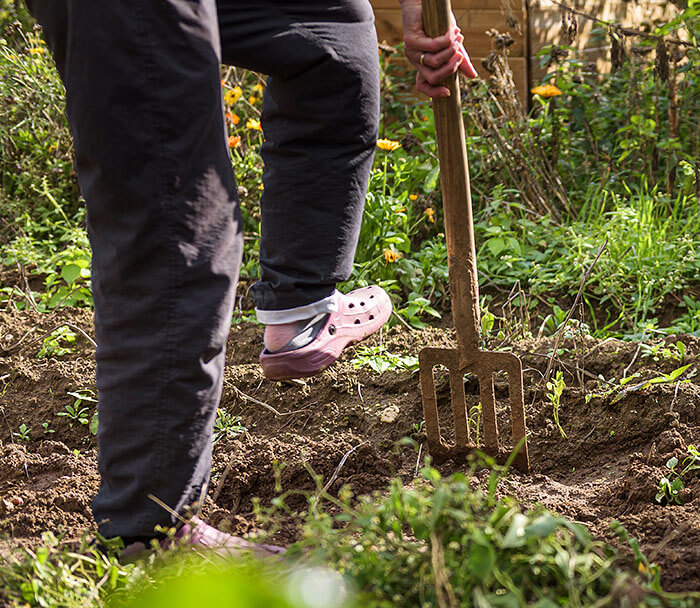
[419,52,426,66]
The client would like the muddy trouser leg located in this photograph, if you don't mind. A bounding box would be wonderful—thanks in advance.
[26,0,242,539]
[216,0,381,318]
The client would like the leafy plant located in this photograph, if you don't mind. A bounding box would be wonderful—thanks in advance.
[13,423,30,442]
[59,389,98,434]
[37,326,77,358]
[639,340,686,363]
[350,345,418,374]
[656,445,700,506]
[213,408,246,444]
[546,371,567,438]
[280,461,689,607]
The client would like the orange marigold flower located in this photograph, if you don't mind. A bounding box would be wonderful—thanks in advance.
[226,112,240,125]
[425,208,435,223]
[408,194,418,201]
[394,206,406,213]
[376,138,401,151]
[531,84,562,99]
[384,249,401,263]
[228,135,241,148]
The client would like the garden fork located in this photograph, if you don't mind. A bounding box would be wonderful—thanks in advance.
[418,0,529,472]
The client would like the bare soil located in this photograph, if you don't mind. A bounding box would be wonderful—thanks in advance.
[1,308,699,592]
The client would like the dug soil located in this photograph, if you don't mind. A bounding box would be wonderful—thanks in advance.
[1,308,699,593]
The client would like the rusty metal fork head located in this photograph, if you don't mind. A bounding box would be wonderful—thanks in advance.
[419,346,529,472]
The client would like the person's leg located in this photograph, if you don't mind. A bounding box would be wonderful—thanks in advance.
[216,0,381,345]
[27,0,242,539]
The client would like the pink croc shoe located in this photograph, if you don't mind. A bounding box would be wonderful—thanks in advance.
[260,285,392,381]
[173,516,285,558]
[121,516,285,560]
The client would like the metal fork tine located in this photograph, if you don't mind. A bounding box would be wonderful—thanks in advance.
[479,373,499,451]
[449,366,469,447]
[419,349,444,451]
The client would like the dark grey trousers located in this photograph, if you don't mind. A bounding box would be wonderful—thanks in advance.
[27,0,379,539]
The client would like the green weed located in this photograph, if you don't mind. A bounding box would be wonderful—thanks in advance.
[13,422,30,441]
[656,445,700,506]
[37,325,77,358]
[59,389,98,434]
[350,345,418,374]
[213,408,246,444]
[545,371,567,438]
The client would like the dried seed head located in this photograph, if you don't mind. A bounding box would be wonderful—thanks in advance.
[486,28,515,50]
[654,40,670,83]
[609,28,627,71]
[561,9,578,46]
[546,45,570,67]
[505,10,522,35]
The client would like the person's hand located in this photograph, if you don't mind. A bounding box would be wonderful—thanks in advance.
[400,0,478,98]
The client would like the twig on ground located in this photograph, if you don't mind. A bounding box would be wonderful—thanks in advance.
[392,310,415,332]
[415,443,423,478]
[622,327,647,379]
[15,255,38,312]
[211,456,236,505]
[63,322,97,349]
[231,386,282,416]
[670,380,681,412]
[232,385,310,418]
[542,238,608,390]
[317,440,369,498]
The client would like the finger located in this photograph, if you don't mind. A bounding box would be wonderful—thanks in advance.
[420,41,462,69]
[457,47,478,79]
[422,55,463,86]
[404,28,457,54]
[416,73,450,98]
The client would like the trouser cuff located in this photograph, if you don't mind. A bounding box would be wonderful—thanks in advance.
[255,291,339,324]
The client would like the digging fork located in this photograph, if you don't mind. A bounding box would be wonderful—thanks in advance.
[418,0,529,472]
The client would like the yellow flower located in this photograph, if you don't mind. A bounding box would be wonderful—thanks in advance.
[383,249,401,263]
[252,83,264,92]
[246,118,262,131]
[28,47,45,54]
[257,183,264,191]
[376,138,401,151]
[408,194,418,201]
[223,86,242,105]
[249,95,260,105]
[531,84,562,99]
[425,208,435,223]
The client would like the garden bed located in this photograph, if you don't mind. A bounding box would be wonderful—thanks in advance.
[1,307,698,593]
